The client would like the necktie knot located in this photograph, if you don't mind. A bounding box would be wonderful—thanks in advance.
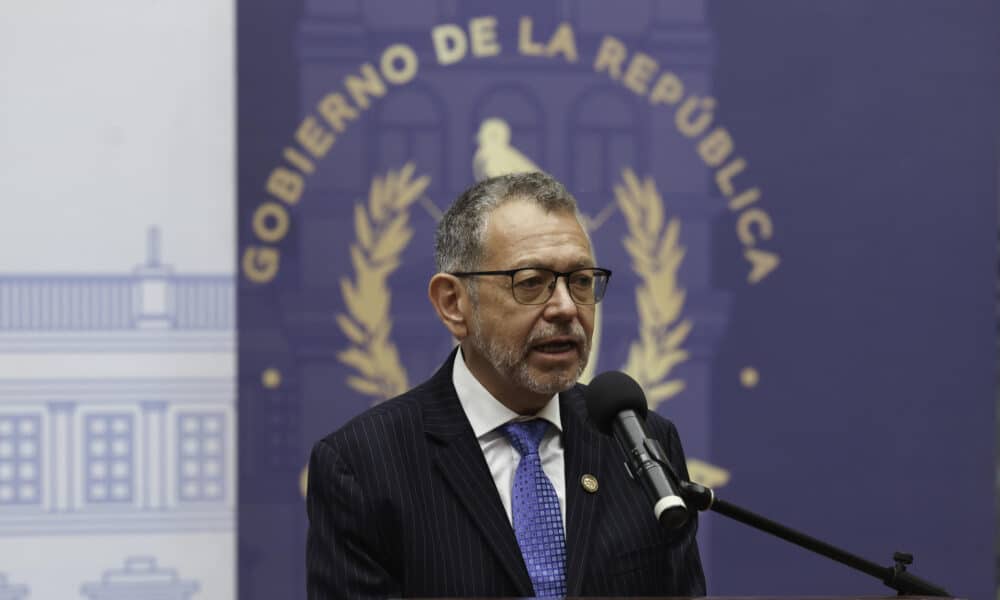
[501,419,549,457]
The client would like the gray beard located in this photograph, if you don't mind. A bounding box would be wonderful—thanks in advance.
[468,308,590,397]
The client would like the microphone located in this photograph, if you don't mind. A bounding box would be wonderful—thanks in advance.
[586,377,952,598]
[585,371,688,529]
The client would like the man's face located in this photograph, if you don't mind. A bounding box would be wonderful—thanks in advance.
[461,198,595,413]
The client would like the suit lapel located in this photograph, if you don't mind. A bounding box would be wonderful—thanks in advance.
[560,386,606,596]
[421,354,534,597]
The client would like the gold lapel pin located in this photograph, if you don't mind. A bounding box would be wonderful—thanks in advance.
[580,474,599,494]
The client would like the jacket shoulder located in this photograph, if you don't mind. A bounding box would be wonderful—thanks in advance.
[315,386,427,460]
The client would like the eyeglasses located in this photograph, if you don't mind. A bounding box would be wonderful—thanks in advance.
[450,267,612,305]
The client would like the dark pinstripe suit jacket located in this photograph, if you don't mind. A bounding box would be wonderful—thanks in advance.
[306,352,706,598]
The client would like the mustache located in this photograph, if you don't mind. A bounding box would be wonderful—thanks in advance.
[525,322,589,350]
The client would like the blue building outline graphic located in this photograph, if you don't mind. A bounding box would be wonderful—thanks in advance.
[0,227,234,539]
[0,572,29,600]
[81,556,199,599]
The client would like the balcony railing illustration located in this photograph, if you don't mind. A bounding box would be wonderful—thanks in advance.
[0,227,233,332]
[0,275,233,331]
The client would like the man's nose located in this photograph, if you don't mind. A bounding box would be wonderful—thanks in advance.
[543,276,579,321]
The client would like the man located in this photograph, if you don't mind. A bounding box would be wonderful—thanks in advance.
[307,172,705,598]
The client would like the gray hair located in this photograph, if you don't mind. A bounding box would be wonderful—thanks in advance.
[434,172,582,273]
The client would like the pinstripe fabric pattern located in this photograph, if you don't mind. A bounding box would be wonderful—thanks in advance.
[306,350,706,598]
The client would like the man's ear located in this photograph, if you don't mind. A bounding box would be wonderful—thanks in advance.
[428,273,470,340]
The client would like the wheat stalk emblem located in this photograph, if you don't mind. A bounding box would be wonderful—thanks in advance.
[615,169,730,487]
[336,163,430,403]
[615,168,692,410]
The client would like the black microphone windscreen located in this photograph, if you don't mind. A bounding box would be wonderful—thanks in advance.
[584,370,648,432]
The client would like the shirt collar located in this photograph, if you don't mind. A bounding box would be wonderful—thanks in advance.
[452,346,562,439]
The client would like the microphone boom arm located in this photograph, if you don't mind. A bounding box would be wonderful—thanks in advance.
[643,442,951,597]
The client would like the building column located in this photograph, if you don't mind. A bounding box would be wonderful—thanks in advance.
[140,401,168,509]
[46,401,76,512]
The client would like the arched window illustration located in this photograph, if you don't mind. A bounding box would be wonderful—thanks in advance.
[0,415,42,506]
[372,83,447,193]
[568,87,645,202]
[471,84,546,172]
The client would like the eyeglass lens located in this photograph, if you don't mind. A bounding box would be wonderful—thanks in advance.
[511,268,608,304]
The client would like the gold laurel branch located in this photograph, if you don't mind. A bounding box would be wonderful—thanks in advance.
[686,458,731,488]
[615,168,692,410]
[336,163,430,403]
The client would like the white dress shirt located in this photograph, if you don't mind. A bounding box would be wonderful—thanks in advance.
[452,348,567,533]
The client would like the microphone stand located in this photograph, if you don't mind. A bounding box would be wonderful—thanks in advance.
[647,441,952,597]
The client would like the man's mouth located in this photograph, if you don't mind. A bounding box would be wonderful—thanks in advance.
[531,338,579,355]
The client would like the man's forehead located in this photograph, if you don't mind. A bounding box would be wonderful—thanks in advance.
[485,197,581,230]
[481,201,593,266]
[508,255,596,269]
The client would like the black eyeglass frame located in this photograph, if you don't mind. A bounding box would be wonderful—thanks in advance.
[449,267,613,305]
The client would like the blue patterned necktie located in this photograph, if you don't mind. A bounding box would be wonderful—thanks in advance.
[501,419,567,598]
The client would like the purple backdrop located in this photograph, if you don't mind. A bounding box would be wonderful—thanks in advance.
[238,1,998,598]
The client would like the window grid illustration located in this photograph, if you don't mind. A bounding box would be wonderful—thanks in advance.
[85,414,134,504]
[177,413,225,502]
[0,415,42,506]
